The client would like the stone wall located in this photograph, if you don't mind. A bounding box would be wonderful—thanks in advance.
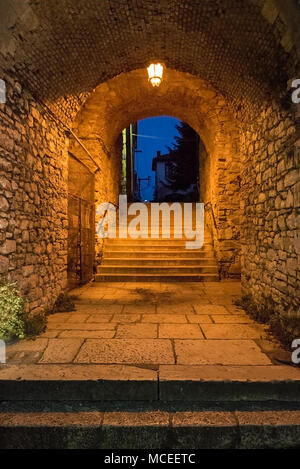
[0,73,68,321]
[240,100,299,316]
[199,127,241,279]
[68,132,122,266]
[211,122,242,279]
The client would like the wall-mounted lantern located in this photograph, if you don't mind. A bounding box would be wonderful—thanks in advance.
[147,63,164,87]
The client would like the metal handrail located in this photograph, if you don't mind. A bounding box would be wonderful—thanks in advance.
[204,201,218,231]
[96,201,119,231]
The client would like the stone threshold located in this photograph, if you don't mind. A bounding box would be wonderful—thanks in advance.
[0,364,299,402]
[0,409,300,449]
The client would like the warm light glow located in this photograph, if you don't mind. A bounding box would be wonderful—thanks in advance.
[147,63,163,87]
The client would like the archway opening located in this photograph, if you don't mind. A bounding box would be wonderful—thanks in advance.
[68,69,242,283]
[0,0,298,326]
[121,117,200,203]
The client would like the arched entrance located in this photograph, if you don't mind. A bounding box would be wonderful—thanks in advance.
[0,2,300,448]
[0,0,298,343]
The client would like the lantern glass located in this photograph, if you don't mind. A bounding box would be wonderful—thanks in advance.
[147,63,163,87]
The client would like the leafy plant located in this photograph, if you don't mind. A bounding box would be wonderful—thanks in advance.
[0,282,27,341]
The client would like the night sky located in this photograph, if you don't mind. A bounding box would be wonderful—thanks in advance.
[134,116,181,201]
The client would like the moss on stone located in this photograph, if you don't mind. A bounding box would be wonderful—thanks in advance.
[47,293,76,315]
[26,310,47,336]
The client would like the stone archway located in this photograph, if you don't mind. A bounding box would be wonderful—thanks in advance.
[70,69,242,279]
[0,0,298,324]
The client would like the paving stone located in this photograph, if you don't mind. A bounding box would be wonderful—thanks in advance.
[58,330,115,339]
[39,331,59,338]
[211,315,252,324]
[85,315,113,323]
[47,313,71,322]
[74,304,115,314]
[190,299,213,305]
[141,314,187,323]
[75,304,123,314]
[0,363,158,382]
[208,297,236,305]
[193,305,229,314]
[112,314,140,323]
[157,304,195,314]
[39,339,83,363]
[116,324,157,338]
[224,305,246,314]
[159,324,204,339]
[201,324,265,339]
[74,339,175,364]
[47,323,116,330]
[159,364,300,382]
[66,314,89,323]
[174,340,272,365]
[6,351,42,365]
[186,314,212,323]
[6,339,48,354]
[122,305,156,314]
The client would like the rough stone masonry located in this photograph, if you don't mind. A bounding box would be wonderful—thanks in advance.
[0,0,299,326]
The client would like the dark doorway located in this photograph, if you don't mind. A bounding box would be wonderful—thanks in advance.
[67,155,95,287]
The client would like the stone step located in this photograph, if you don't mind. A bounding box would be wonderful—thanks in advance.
[0,407,300,448]
[104,244,214,251]
[100,224,217,282]
[101,258,218,266]
[104,250,216,258]
[1,365,300,448]
[95,273,220,281]
[106,234,212,240]
[97,266,219,274]
[0,364,299,402]
[105,238,211,244]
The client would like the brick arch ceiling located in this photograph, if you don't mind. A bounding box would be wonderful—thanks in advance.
[1,0,299,121]
[71,69,237,164]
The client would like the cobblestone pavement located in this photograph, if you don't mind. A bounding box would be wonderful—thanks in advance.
[5,281,289,367]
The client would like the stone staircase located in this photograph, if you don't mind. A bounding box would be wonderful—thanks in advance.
[96,203,219,282]
[0,364,300,448]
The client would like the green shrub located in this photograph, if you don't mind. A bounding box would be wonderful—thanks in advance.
[0,282,27,341]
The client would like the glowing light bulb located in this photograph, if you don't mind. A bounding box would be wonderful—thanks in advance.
[147,63,163,87]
